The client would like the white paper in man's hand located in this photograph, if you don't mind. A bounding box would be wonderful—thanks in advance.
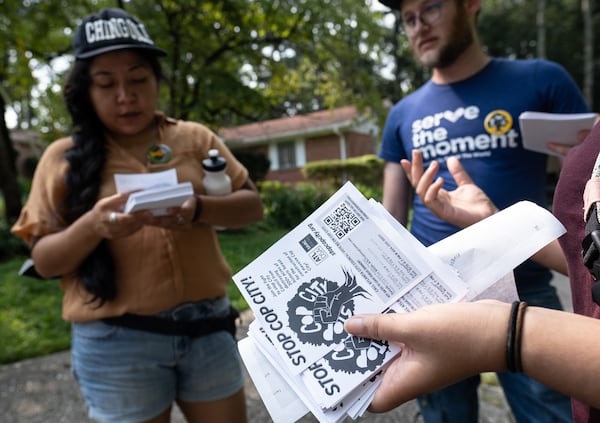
[519,111,597,156]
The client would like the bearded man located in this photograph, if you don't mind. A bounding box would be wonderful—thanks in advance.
[378,0,589,422]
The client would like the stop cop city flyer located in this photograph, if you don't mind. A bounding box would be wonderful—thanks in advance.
[234,182,567,423]
[233,182,468,411]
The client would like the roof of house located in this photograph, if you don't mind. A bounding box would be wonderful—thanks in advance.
[218,105,368,146]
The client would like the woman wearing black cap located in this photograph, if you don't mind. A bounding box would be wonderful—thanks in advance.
[11,8,262,423]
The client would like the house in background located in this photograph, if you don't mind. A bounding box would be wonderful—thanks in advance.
[218,105,380,184]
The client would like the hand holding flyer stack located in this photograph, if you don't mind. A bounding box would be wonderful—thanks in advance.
[114,169,193,216]
[233,182,566,423]
[123,182,193,214]
[519,111,597,156]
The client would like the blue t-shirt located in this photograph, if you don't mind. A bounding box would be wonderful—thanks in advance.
[379,58,589,298]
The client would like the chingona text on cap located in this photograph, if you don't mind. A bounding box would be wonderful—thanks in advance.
[73,8,166,59]
[86,16,153,45]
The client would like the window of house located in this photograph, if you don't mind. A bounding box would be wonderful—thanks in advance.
[277,142,297,169]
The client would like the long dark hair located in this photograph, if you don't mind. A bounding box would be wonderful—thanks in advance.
[62,50,163,305]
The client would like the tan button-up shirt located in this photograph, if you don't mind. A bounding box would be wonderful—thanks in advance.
[12,114,248,322]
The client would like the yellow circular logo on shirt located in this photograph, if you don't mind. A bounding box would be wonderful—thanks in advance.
[484,110,513,135]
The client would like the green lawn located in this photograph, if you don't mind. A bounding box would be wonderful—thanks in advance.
[0,227,287,364]
[0,259,69,364]
[220,228,287,309]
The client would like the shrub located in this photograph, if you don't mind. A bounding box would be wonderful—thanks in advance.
[258,178,384,230]
[353,183,383,203]
[302,154,384,187]
[258,181,336,229]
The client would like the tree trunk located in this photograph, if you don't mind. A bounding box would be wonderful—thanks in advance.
[582,0,594,109]
[536,0,546,59]
[0,92,23,223]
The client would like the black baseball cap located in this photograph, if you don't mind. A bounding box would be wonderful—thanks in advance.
[72,8,167,59]
[379,0,402,10]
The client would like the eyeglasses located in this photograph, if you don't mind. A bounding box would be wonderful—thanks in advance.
[401,0,446,36]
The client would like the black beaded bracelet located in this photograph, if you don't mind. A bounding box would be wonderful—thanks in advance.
[506,301,520,372]
[192,194,203,223]
[506,301,528,372]
[513,301,528,373]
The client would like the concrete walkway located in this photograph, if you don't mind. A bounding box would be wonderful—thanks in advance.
[0,273,571,423]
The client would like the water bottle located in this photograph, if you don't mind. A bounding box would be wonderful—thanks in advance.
[202,149,232,196]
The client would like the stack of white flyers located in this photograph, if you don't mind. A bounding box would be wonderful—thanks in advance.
[123,181,193,214]
[114,169,193,216]
[233,181,566,423]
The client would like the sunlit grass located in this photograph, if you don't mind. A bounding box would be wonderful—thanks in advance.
[0,259,69,364]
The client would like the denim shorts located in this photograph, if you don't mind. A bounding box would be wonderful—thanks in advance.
[71,297,244,423]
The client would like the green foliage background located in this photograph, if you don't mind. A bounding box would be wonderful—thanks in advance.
[303,154,384,187]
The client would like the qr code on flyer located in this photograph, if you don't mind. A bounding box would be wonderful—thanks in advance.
[323,201,361,239]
